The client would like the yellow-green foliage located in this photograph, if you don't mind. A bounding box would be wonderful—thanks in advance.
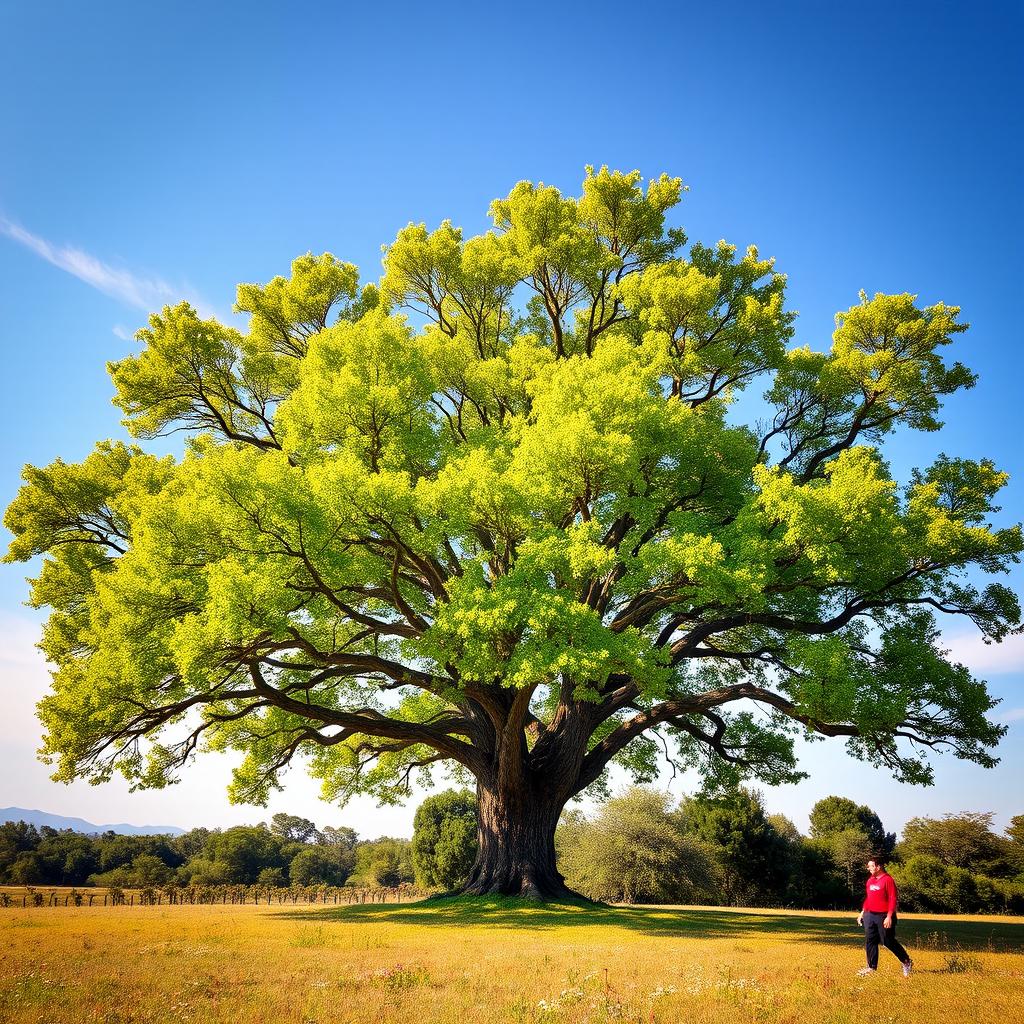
[3,167,1020,821]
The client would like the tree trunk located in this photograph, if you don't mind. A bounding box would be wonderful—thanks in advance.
[461,783,576,899]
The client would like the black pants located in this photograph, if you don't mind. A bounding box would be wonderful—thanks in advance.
[863,911,910,968]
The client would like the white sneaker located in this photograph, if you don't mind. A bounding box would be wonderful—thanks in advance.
[856,967,876,977]
[902,961,913,978]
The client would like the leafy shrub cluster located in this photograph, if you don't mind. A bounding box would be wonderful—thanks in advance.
[891,811,1024,913]
[555,789,1024,912]
[3,795,1021,913]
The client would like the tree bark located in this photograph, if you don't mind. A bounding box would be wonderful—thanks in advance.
[461,782,576,899]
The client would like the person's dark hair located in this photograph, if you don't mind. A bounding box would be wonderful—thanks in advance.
[868,855,887,868]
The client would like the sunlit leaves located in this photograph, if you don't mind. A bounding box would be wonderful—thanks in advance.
[110,304,280,447]
[577,165,686,270]
[277,310,436,471]
[382,222,519,357]
[4,440,157,563]
[754,446,906,589]
[621,240,793,401]
[235,251,360,359]
[419,557,669,696]
[830,292,973,429]
[764,292,975,479]
[488,168,688,356]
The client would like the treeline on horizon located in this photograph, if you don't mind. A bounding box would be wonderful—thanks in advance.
[2,789,1022,915]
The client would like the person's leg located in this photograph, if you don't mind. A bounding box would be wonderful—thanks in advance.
[864,913,881,970]
[881,918,911,965]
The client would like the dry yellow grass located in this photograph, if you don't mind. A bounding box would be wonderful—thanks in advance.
[2,899,1022,1024]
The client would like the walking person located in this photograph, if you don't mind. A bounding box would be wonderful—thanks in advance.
[856,856,912,977]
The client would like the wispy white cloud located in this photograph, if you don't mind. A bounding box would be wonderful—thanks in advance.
[941,631,1024,676]
[998,707,1024,724]
[111,324,134,341]
[1,216,180,311]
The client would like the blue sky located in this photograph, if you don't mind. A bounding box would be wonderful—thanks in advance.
[0,0,1021,838]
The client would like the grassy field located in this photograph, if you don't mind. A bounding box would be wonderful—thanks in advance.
[2,899,1022,1024]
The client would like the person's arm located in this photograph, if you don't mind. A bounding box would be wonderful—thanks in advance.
[883,876,897,928]
[857,882,866,925]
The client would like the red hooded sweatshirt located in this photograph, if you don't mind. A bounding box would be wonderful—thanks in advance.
[863,870,898,914]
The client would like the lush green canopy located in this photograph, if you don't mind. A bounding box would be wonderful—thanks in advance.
[5,167,1021,893]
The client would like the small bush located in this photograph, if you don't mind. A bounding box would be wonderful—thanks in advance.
[944,953,983,974]
[290,925,330,948]
[373,964,430,990]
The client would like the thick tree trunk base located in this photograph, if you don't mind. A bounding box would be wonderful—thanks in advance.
[459,865,580,901]
[460,785,580,901]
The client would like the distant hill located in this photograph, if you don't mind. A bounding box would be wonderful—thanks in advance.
[0,807,184,836]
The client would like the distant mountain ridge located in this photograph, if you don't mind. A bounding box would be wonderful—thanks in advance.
[0,807,184,836]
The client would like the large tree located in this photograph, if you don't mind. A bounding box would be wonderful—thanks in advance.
[678,788,791,905]
[808,795,895,857]
[5,168,1021,899]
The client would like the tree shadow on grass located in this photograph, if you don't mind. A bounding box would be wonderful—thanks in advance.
[276,898,1024,952]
